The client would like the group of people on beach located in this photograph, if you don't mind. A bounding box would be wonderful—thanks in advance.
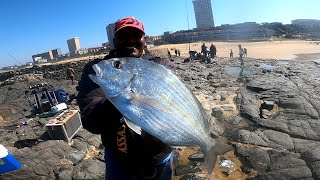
[187,42,248,65]
[167,48,181,58]
[230,45,247,59]
[201,43,217,58]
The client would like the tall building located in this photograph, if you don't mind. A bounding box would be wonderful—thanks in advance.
[192,0,214,29]
[67,37,81,55]
[51,48,61,59]
[106,23,116,48]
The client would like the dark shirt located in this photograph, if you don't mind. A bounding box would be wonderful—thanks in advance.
[77,50,176,176]
[210,45,216,53]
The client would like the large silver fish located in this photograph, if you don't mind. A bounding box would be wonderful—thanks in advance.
[89,57,233,174]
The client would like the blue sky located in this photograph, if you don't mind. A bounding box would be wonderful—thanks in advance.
[0,0,320,67]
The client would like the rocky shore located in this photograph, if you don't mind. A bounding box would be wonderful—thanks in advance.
[0,54,319,180]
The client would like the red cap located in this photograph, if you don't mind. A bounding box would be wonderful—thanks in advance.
[114,16,145,34]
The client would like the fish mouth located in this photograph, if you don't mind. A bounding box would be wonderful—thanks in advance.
[92,64,103,77]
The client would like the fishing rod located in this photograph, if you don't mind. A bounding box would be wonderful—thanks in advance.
[8,53,23,66]
[186,0,191,52]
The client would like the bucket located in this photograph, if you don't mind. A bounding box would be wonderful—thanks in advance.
[0,144,21,174]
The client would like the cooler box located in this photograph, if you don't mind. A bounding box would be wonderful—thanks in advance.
[0,145,21,174]
[45,110,82,142]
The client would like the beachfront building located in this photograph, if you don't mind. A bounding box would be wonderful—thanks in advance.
[155,22,275,45]
[74,48,88,55]
[32,56,48,64]
[87,46,105,53]
[51,48,61,59]
[32,51,53,62]
[106,23,116,49]
[192,0,215,29]
[67,37,81,55]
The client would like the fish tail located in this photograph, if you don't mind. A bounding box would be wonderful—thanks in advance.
[204,142,234,175]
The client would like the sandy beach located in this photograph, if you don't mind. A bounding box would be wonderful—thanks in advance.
[151,40,320,60]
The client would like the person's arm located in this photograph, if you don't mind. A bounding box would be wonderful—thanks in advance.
[147,56,176,72]
[77,59,122,134]
[71,68,75,74]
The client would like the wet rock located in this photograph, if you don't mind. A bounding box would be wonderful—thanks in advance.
[261,109,271,119]
[72,158,105,180]
[180,174,208,180]
[236,145,270,171]
[226,115,243,125]
[188,152,204,162]
[210,83,220,88]
[211,107,223,118]
[221,106,233,112]
[209,119,225,137]
[53,165,74,180]
[258,166,312,180]
[261,101,275,110]
[238,130,268,147]
[175,163,202,176]
[220,94,227,101]
[263,130,294,150]
[15,126,39,140]
[94,149,105,162]
[240,90,260,119]
[184,77,191,81]
[312,161,320,179]
[74,129,102,148]
[268,150,306,171]
[67,150,86,164]
[302,148,320,162]
[71,139,92,152]
[241,166,253,174]
[293,138,320,153]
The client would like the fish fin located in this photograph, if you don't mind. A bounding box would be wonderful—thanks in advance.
[204,142,234,174]
[193,95,210,128]
[123,117,142,135]
[130,93,171,113]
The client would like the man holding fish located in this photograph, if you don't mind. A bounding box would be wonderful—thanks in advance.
[77,16,233,180]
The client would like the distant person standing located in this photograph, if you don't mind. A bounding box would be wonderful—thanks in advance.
[201,43,207,57]
[230,49,233,58]
[66,65,75,85]
[209,44,217,58]
[174,49,178,56]
[238,44,244,65]
[167,49,171,58]
[177,49,181,56]
[244,48,248,57]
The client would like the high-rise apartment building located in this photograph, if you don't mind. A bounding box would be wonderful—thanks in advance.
[67,37,81,55]
[51,48,61,59]
[192,0,214,29]
[106,23,116,48]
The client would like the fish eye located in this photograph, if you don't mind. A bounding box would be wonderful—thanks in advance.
[112,61,123,69]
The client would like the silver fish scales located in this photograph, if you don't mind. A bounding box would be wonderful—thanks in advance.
[89,57,233,174]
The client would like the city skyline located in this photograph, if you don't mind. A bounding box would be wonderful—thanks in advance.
[1,0,320,67]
